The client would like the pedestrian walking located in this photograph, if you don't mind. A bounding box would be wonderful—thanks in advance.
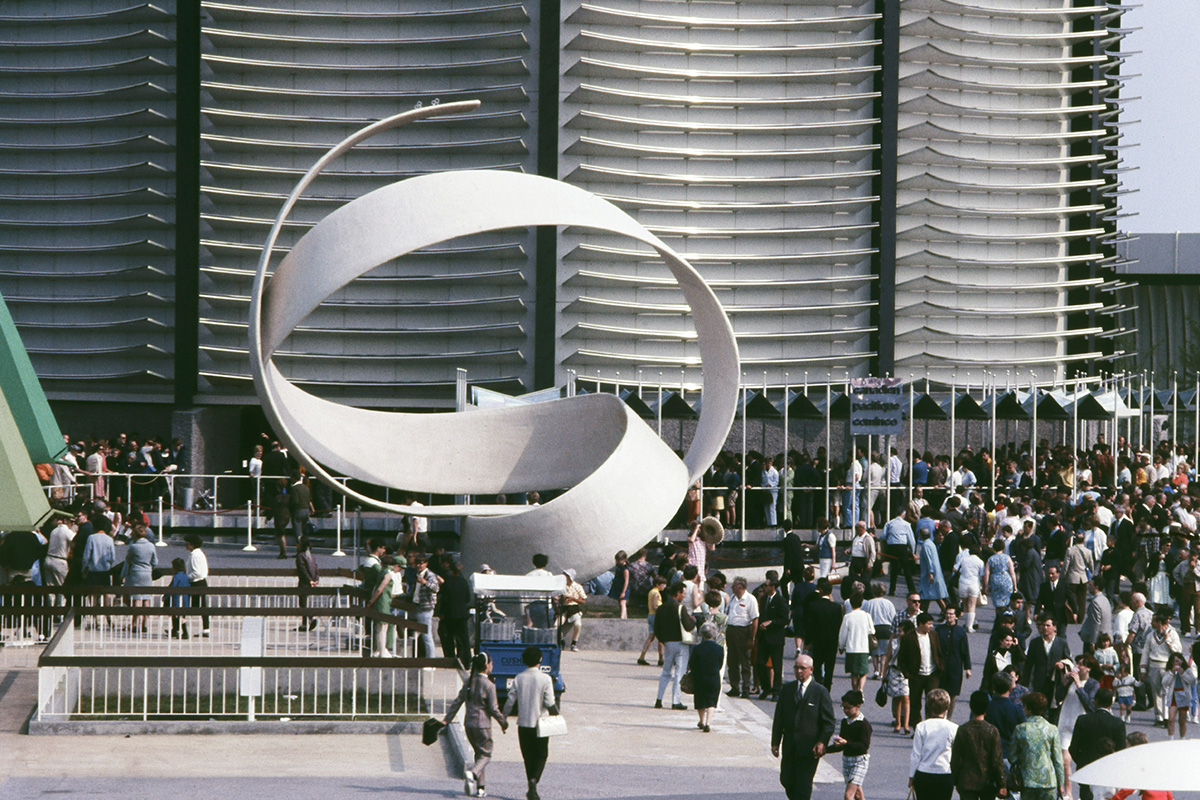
[771,654,836,800]
[827,689,873,800]
[502,646,560,800]
[443,652,508,798]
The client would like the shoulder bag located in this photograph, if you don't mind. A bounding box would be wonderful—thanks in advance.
[679,603,697,645]
[680,671,695,695]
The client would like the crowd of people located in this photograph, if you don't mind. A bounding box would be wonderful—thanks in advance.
[646,433,1200,800]
[701,434,1197,535]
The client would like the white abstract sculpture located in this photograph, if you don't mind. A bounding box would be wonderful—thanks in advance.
[249,101,740,579]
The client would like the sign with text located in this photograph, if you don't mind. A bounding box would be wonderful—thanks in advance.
[849,378,903,436]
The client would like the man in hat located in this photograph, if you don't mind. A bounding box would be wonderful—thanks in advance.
[558,568,587,651]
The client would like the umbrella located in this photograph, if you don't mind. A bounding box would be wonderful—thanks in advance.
[1073,739,1200,791]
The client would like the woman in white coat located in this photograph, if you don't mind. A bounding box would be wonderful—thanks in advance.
[503,645,560,800]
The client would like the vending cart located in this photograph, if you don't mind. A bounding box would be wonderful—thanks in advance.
[471,572,566,706]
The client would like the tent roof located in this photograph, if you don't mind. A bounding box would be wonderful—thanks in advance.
[1022,389,1071,420]
[777,390,824,420]
[738,390,782,420]
[981,390,1032,420]
[940,391,989,420]
[618,388,654,419]
[909,392,949,420]
[647,390,697,419]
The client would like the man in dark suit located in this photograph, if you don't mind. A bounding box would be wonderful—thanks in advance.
[771,654,836,800]
[780,520,807,603]
[1021,614,1072,719]
[1069,688,1126,800]
[1035,564,1076,631]
[895,611,944,728]
[802,578,844,689]
[756,579,789,700]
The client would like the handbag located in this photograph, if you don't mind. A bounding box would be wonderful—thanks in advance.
[679,604,697,645]
[422,717,444,746]
[680,671,695,695]
[874,684,887,708]
[536,714,568,738]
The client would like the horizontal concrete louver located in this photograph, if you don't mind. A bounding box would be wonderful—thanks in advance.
[196,0,540,406]
[893,0,1130,384]
[557,0,883,387]
[0,3,178,399]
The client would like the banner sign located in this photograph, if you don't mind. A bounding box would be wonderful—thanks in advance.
[849,378,903,436]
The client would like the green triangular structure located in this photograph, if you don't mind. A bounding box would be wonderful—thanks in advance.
[0,291,65,464]
[0,381,53,530]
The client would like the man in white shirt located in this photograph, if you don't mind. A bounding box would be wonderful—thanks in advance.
[184,533,210,637]
[838,593,876,691]
[725,577,760,698]
[763,457,780,527]
[43,518,76,591]
[844,452,864,529]
[950,464,977,491]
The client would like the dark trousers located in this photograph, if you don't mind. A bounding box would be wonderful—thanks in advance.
[755,638,784,696]
[727,624,754,694]
[781,754,820,800]
[517,725,549,783]
[912,771,955,800]
[908,673,939,728]
[886,545,917,595]
[192,578,210,631]
[812,646,837,690]
[958,791,996,800]
[440,618,472,667]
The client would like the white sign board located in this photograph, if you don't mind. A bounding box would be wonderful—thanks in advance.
[239,617,265,697]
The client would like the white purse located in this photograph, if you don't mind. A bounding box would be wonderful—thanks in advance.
[536,714,568,738]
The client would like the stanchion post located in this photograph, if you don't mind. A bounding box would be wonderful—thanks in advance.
[242,501,257,551]
[333,505,346,557]
[155,497,167,546]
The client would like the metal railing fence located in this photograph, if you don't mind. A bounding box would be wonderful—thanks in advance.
[36,607,460,723]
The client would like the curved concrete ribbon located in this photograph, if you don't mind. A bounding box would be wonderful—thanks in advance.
[249,101,739,578]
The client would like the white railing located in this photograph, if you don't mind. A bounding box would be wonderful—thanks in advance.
[36,608,460,724]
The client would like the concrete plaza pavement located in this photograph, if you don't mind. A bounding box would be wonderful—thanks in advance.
[1,541,1193,800]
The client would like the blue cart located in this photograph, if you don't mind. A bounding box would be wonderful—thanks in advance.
[471,573,567,706]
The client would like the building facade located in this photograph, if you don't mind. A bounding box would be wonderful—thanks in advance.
[0,0,1132,436]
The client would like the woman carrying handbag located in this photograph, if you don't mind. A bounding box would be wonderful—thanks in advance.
[503,645,561,800]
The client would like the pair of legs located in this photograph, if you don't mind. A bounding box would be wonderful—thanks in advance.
[726,625,753,696]
[696,703,715,730]
[843,778,865,800]
[558,613,581,649]
[517,726,549,799]
[657,641,691,706]
[892,694,910,732]
[131,598,150,632]
[1168,702,1189,738]
[638,616,663,665]
[756,639,784,698]
[415,610,436,658]
[959,590,979,631]
[192,578,210,634]
[372,620,395,657]
[465,726,494,794]
[908,674,938,728]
